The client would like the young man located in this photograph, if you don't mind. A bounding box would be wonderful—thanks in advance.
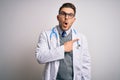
[35,3,91,80]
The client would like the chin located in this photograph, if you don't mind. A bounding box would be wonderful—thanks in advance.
[60,25,70,31]
[62,27,69,31]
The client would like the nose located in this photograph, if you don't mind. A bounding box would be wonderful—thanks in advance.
[65,14,69,19]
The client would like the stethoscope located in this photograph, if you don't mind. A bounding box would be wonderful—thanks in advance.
[50,27,80,49]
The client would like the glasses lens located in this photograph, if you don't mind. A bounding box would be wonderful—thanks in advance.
[59,11,74,19]
[68,13,74,18]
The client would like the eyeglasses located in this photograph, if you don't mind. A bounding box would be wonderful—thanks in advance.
[59,11,75,19]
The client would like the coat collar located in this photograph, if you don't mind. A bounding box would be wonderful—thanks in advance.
[53,25,81,46]
[53,25,78,40]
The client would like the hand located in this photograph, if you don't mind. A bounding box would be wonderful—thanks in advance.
[64,39,79,52]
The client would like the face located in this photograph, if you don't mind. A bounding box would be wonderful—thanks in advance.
[57,8,76,31]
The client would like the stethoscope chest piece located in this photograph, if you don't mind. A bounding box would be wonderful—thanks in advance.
[76,44,80,49]
[76,40,80,49]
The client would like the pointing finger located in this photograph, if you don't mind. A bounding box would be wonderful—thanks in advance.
[72,39,79,43]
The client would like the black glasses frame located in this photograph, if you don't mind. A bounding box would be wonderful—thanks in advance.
[59,11,75,19]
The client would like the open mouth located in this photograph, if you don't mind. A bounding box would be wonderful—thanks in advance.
[65,22,68,25]
[64,22,68,26]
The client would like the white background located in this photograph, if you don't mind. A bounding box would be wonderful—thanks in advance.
[0,0,120,80]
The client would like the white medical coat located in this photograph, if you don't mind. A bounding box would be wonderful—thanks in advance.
[35,26,91,80]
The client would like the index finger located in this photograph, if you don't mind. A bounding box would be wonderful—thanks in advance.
[72,38,79,43]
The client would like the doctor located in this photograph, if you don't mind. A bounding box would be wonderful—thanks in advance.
[35,3,91,80]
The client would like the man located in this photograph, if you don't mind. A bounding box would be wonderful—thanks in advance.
[35,3,91,80]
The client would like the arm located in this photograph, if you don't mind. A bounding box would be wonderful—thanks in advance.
[81,35,91,80]
[35,31,64,64]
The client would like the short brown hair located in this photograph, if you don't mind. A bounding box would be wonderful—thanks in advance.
[59,3,76,15]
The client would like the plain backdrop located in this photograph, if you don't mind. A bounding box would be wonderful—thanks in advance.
[0,0,120,80]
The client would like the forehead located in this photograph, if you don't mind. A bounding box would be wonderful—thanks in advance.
[60,7,74,13]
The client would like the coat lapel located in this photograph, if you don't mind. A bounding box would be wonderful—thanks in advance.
[72,28,82,77]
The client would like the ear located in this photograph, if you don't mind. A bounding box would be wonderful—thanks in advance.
[73,17,76,22]
[57,15,59,21]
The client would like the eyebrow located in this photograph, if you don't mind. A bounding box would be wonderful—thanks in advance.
[59,11,74,14]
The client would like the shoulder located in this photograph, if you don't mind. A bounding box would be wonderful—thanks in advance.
[41,26,57,34]
[73,28,87,41]
[73,29,89,48]
[79,33,87,40]
[73,28,86,37]
[39,26,57,38]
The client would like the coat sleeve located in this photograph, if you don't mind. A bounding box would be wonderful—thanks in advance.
[81,35,91,80]
[35,31,64,64]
